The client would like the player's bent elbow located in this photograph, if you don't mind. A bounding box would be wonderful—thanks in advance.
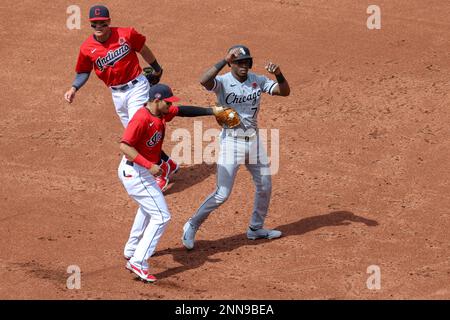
[200,79,214,91]
[284,89,291,96]
[119,142,129,153]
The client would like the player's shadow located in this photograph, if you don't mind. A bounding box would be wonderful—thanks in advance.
[165,163,216,195]
[152,210,378,279]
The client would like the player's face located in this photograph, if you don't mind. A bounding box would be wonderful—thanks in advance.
[91,20,111,37]
[157,100,172,114]
[231,59,251,78]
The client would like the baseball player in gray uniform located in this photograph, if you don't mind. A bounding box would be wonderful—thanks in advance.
[182,45,290,249]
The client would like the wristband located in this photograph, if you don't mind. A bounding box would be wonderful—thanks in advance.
[150,59,162,73]
[275,72,286,84]
[214,59,227,70]
[134,154,152,169]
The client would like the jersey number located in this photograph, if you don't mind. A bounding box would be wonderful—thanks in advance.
[251,106,258,118]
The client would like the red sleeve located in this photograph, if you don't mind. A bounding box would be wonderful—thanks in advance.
[128,28,146,52]
[164,106,179,122]
[75,47,93,73]
[121,117,146,146]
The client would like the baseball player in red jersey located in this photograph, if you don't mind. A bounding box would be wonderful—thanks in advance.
[64,5,178,191]
[119,83,224,282]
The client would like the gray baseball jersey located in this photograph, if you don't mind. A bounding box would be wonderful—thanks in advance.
[209,72,278,131]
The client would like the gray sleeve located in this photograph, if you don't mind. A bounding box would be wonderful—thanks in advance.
[72,72,91,91]
[258,74,277,95]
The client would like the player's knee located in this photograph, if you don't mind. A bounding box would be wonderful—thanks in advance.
[152,210,171,224]
[163,212,171,224]
[257,176,272,195]
[214,189,231,204]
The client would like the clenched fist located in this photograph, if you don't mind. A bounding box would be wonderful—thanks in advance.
[265,62,281,75]
[149,164,163,176]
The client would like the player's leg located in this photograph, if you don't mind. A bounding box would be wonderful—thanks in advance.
[183,135,242,249]
[118,159,170,280]
[111,90,129,127]
[130,171,171,270]
[119,158,147,258]
[244,138,281,240]
[189,162,239,227]
[126,75,150,121]
[123,207,150,259]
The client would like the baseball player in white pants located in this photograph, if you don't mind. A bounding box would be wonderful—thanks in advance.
[111,74,151,127]
[119,83,226,282]
[64,5,177,191]
[64,4,163,126]
[182,45,290,250]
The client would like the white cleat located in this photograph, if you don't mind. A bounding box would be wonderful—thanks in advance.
[246,228,282,240]
[182,221,197,250]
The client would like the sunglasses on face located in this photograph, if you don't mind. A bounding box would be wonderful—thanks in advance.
[91,22,109,29]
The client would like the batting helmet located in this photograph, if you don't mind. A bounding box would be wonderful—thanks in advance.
[228,45,253,68]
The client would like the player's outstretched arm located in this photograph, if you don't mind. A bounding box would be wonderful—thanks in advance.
[265,62,290,97]
[177,106,215,117]
[64,72,91,103]
[177,106,240,128]
[200,48,242,91]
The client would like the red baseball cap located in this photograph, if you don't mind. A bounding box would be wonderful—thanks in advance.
[89,5,110,21]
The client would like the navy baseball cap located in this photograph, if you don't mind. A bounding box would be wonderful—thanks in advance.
[89,5,110,21]
[148,84,180,103]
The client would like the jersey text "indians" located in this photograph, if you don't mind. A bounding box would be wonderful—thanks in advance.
[95,43,131,71]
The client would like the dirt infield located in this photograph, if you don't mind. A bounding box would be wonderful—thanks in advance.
[1,0,449,299]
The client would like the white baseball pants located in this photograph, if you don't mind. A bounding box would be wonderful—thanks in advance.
[111,74,150,128]
[118,157,171,270]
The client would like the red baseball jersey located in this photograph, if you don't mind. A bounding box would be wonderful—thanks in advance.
[75,27,146,86]
[121,105,179,165]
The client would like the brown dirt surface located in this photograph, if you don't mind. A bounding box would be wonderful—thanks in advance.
[1,0,450,299]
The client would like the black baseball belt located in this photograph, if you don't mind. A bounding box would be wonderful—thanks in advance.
[111,79,139,91]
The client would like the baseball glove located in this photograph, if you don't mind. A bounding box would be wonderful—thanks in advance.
[143,66,163,85]
[213,105,241,128]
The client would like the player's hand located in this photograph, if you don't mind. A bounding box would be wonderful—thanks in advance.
[225,48,242,64]
[149,164,163,176]
[64,87,77,103]
[212,104,224,115]
[143,66,163,85]
[265,62,281,75]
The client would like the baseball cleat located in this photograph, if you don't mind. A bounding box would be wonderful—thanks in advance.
[124,255,131,261]
[155,175,169,192]
[182,221,197,250]
[167,158,179,175]
[246,228,282,240]
[126,261,157,283]
[156,161,170,192]
[125,261,133,272]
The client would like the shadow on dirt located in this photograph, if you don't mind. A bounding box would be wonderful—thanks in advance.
[153,210,378,279]
[164,163,216,195]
